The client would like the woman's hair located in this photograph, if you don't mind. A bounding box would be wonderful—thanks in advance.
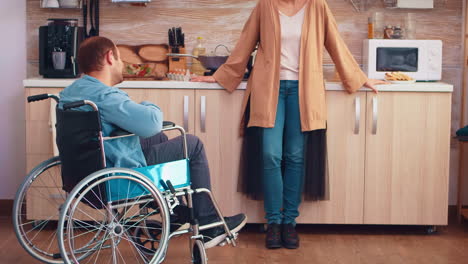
[78,36,118,74]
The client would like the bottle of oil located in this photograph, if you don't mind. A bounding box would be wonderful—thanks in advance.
[191,37,207,76]
[368,17,374,39]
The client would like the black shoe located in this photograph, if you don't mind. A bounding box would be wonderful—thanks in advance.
[169,215,190,232]
[201,213,247,249]
[265,223,282,249]
[281,223,299,249]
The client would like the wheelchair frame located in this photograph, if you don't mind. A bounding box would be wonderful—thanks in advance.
[14,94,239,264]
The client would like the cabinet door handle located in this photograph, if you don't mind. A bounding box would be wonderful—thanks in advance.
[354,96,360,134]
[200,96,206,133]
[183,95,189,132]
[372,96,378,135]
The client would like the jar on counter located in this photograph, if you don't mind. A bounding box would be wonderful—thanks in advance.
[383,25,393,39]
[392,25,403,39]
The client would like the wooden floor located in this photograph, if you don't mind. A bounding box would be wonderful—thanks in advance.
[1,211,468,264]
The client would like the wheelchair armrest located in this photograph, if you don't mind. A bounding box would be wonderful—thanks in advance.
[104,128,135,141]
[104,122,178,141]
[111,122,174,135]
[163,121,175,128]
[110,128,132,137]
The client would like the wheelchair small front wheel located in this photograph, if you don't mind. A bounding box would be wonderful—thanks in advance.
[57,168,171,264]
[192,240,207,264]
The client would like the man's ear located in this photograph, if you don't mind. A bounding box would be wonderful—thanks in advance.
[106,50,115,66]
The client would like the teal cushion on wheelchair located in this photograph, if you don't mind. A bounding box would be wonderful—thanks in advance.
[106,159,191,202]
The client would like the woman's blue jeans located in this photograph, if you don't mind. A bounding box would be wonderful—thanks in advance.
[262,80,304,225]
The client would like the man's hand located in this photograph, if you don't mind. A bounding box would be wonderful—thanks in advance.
[191,76,216,83]
[362,79,390,94]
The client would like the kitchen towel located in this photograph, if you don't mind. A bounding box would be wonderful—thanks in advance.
[50,96,59,156]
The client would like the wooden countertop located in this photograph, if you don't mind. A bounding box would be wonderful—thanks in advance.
[23,78,454,92]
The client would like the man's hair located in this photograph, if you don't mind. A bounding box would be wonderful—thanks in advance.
[78,36,118,74]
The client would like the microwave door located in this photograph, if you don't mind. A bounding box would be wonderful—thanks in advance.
[376,47,418,73]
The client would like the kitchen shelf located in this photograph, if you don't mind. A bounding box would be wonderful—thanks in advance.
[349,0,367,12]
[40,0,82,8]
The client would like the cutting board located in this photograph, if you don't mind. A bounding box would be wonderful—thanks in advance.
[117,44,169,80]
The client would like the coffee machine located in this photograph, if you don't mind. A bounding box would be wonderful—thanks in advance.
[39,19,84,78]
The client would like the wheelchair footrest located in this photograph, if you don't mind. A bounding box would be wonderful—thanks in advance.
[216,232,239,247]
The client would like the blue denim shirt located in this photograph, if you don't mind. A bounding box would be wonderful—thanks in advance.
[59,75,163,168]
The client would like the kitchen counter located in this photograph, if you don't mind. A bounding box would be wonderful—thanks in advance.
[23,78,453,92]
[24,78,453,225]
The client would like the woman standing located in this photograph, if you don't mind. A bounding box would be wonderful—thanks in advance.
[192,0,386,249]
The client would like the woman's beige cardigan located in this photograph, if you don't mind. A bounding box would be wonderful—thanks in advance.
[213,0,368,132]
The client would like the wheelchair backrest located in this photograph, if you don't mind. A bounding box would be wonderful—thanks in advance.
[55,107,108,207]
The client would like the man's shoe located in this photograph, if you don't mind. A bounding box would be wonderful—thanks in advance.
[170,222,190,232]
[201,213,247,249]
[169,215,190,232]
[265,223,282,249]
[281,223,299,249]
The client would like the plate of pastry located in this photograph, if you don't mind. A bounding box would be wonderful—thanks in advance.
[384,72,416,84]
[388,80,416,84]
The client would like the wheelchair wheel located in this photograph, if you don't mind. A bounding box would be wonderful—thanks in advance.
[57,168,170,264]
[192,240,207,264]
[13,157,65,263]
[13,157,100,264]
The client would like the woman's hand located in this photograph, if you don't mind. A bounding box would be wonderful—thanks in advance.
[191,75,216,83]
[362,79,390,94]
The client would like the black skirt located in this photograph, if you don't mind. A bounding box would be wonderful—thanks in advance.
[237,101,329,201]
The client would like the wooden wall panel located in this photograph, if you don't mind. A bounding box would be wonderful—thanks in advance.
[26,0,464,134]
[26,0,462,66]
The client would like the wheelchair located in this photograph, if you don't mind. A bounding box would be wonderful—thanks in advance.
[14,94,240,264]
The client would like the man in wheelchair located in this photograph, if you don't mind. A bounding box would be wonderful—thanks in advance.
[59,36,247,249]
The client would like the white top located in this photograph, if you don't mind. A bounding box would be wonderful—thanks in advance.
[23,78,454,92]
[279,6,306,80]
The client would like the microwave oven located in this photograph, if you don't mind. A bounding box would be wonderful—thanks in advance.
[363,39,442,81]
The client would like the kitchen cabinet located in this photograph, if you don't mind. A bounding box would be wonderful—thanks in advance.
[304,91,450,226]
[24,86,451,226]
[239,90,451,225]
[25,87,62,174]
[298,91,367,224]
[24,87,246,220]
[125,89,195,138]
[193,90,245,216]
[128,89,245,216]
[364,92,451,225]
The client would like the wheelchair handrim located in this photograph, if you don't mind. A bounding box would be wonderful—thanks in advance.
[57,168,170,264]
[12,157,65,264]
